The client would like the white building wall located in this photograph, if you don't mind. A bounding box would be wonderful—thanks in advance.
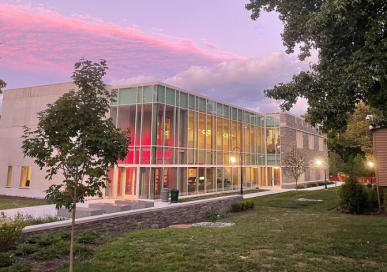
[0,83,77,198]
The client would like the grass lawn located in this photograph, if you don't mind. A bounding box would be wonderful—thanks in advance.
[0,195,47,210]
[58,188,387,272]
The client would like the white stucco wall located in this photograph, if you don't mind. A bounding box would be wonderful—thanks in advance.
[0,83,77,198]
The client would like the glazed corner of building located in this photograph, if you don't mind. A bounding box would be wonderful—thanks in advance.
[0,81,327,199]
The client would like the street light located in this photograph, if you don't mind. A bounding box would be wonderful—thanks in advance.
[316,159,327,189]
[230,147,243,195]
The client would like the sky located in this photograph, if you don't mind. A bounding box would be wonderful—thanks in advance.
[0,0,315,115]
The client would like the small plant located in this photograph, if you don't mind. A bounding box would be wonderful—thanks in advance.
[73,244,95,259]
[0,263,32,272]
[14,244,39,256]
[339,176,368,214]
[205,209,227,222]
[231,203,242,212]
[0,253,16,268]
[0,212,27,252]
[366,183,372,189]
[26,234,55,247]
[76,230,100,244]
[231,200,254,212]
[24,215,63,227]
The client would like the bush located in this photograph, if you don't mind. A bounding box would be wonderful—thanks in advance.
[231,203,242,212]
[366,183,372,189]
[76,230,100,244]
[0,213,27,252]
[366,188,379,210]
[205,209,227,222]
[0,253,16,268]
[73,245,95,259]
[14,244,39,256]
[232,200,254,212]
[26,234,54,247]
[339,176,368,214]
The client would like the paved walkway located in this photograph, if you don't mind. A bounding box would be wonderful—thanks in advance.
[2,182,343,219]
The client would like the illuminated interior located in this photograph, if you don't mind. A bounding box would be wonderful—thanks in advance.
[109,84,281,199]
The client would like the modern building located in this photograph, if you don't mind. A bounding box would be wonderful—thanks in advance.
[0,82,327,199]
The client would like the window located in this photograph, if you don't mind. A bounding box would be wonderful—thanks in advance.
[20,166,32,188]
[6,166,12,187]
[319,138,324,151]
[308,135,314,150]
[296,131,303,148]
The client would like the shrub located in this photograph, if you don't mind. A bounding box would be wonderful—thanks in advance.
[0,253,16,268]
[339,176,368,214]
[231,203,242,212]
[0,213,27,252]
[73,244,95,259]
[0,263,32,272]
[366,188,379,210]
[232,200,254,212]
[76,230,100,244]
[366,183,372,189]
[205,209,227,222]
[14,244,39,256]
[24,216,63,227]
[26,234,54,247]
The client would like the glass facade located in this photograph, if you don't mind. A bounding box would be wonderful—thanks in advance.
[110,84,280,199]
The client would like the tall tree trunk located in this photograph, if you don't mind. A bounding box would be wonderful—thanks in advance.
[69,187,77,272]
[295,179,298,203]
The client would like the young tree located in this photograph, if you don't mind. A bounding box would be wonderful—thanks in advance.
[246,0,387,132]
[282,145,307,200]
[22,59,130,272]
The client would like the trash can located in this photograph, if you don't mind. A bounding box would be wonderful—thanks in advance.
[170,189,179,203]
[161,188,169,202]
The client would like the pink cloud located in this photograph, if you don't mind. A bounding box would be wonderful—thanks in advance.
[0,4,244,82]
[201,39,219,50]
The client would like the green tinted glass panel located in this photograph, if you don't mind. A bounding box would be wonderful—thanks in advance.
[180,92,188,109]
[232,108,237,120]
[176,91,180,106]
[143,86,153,103]
[216,103,223,116]
[223,105,229,118]
[207,100,214,113]
[189,94,195,109]
[137,87,142,103]
[238,109,242,121]
[119,88,136,105]
[111,89,118,105]
[266,117,279,127]
[199,98,206,112]
[157,85,165,103]
[166,88,175,105]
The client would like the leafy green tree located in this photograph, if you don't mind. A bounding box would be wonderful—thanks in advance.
[328,152,344,176]
[22,59,130,272]
[246,0,387,132]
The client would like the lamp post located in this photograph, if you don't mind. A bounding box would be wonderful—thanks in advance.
[230,147,243,195]
[316,159,327,189]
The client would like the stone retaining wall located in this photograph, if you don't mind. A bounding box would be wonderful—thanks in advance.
[22,195,243,237]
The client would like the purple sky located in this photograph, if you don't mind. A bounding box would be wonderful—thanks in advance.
[0,0,315,115]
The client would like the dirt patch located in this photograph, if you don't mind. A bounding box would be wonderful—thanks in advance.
[169,224,193,229]
[296,262,307,268]
[251,249,275,255]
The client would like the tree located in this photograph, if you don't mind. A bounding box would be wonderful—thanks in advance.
[282,145,307,200]
[328,103,382,156]
[246,0,387,132]
[328,152,344,176]
[22,59,130,272]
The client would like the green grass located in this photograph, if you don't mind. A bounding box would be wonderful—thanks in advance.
[0,196,47,210]
[58,188,387,272]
